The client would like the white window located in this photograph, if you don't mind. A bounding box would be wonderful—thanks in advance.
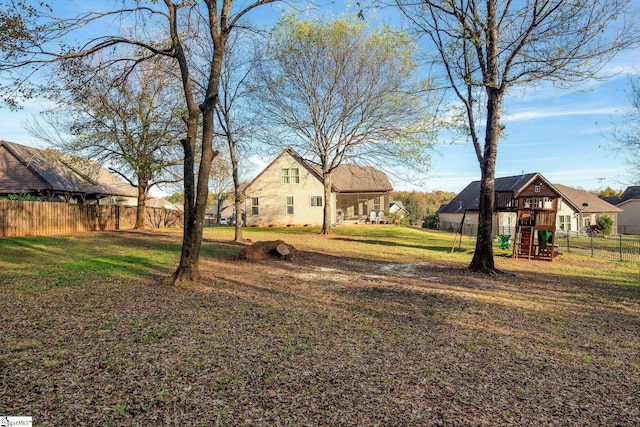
[534,185,541,193]
[251,197,259,215]
[533,198,543,209]
[285,196,294,214]
[373,196,381,212]
[310,196,323,207]
[559,215,571,231]
[524,198,532,209]
[281,168,299,184]
[502,215,512,234]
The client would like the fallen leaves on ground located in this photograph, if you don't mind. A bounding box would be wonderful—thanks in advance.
[1,233,638,426]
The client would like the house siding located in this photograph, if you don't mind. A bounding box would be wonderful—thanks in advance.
[557,199,620,234]
[439,211,516,236]
[556,200,578,232]
[245,152,327,226]
[441,200,618,236]
[617,199,640,234]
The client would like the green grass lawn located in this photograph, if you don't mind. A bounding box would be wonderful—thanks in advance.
[206,225,639,287]
[1,226,638,426]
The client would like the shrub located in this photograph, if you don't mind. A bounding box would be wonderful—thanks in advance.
[597,214,614,235]
[6,193,37,201]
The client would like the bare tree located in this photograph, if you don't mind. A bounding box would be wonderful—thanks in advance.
[208,155,234,224]
[394,0,640,273]
[611,77,640,184]
[257,14,433,234]
[0,0,280,282]
[213,31,262,241]
[29,56,183,229]
[0,1,52,109]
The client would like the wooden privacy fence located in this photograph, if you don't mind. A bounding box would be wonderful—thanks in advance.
[0,200,183,237]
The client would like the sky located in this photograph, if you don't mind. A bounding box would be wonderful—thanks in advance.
[419,60,640,194]
[1,1,639,196]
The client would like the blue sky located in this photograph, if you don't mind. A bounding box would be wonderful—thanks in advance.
[2,1,639,195]
[419,58,640,194]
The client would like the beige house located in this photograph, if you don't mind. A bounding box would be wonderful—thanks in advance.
[438,173,622,236]
[553,184,622,234]
[605,186,640,235]
[244,148,393,227]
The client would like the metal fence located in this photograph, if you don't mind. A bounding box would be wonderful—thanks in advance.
[435,221,640,263]
[556,232,640,263]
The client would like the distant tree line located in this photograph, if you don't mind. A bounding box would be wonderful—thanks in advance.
[391,190,456,226]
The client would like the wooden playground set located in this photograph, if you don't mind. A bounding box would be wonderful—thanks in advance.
[451,176,562,261]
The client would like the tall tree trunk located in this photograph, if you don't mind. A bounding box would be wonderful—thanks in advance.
[469,162,496,272]
[171,15,225,283]
[167,0,202,284]
[232,178,243,241]
[228,136,244,241]
[216,197,223,224]
[233,189,243,241]
[469,1,502,273]
[134,180,147,230]
[172,120,199,282]
[469,88,502,273]
[320,171,333,235]
[176,103,217,281]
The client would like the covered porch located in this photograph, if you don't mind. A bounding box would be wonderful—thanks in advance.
[335,192,390,224]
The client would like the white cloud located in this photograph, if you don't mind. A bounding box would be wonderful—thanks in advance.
[598,48,640,76]
[393,171,480,193]
[503,106,621,123]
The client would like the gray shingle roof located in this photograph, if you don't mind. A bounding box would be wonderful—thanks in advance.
[622,186,640,200]
[0,140,137,198]
[438,173,538,213]
[605,186,640,205]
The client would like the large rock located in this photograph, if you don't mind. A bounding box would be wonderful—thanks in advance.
[238,240,296,261]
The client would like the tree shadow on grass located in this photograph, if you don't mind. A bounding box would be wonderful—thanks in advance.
[240,246,640,317]
[331,236,472,254]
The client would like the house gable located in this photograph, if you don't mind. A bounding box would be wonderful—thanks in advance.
[516,176,560,199]
[616,198,640,234]
[244,149,326,226]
